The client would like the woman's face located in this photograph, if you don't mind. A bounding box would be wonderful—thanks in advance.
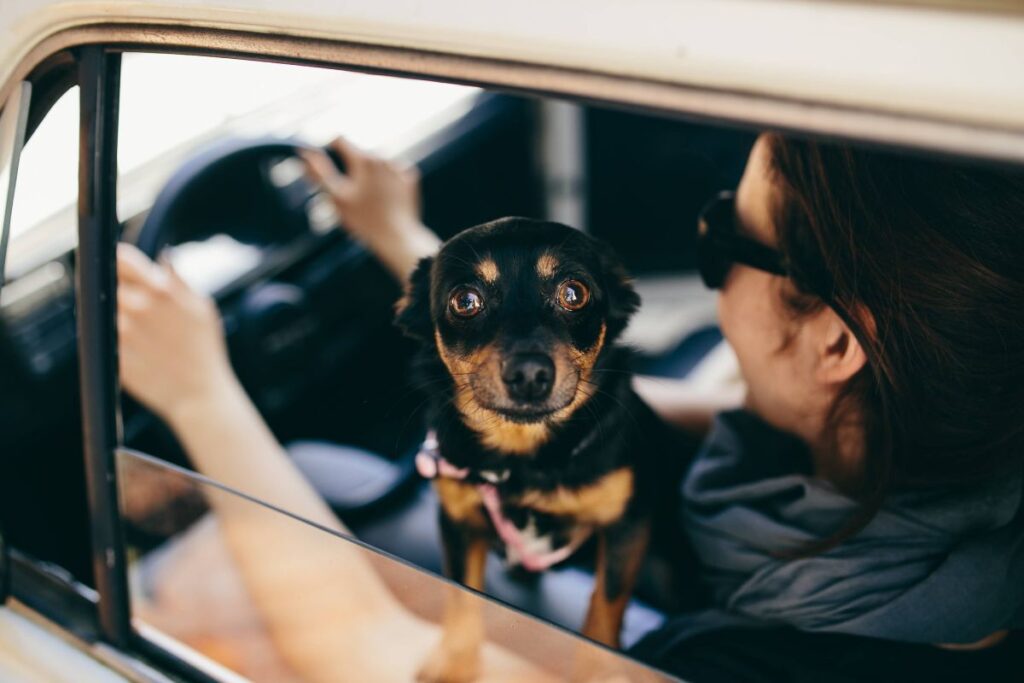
[718,135,834,439]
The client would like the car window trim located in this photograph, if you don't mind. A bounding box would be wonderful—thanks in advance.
[0,80,31,287]
[111,33,1024,165]
[75,44,130,647]
[2,25,1023,166]
[74,45,278,683]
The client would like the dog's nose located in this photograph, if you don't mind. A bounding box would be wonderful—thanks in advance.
[501,353,555,402]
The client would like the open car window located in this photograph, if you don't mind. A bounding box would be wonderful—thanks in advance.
[109,50,736,682]
[118,449,676,682]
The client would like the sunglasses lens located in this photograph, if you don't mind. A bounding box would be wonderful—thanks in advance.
[698,246,726,289]
[696,192,739,290]
[696,218,727,289]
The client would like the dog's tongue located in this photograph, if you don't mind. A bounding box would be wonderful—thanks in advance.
[478,484,586,572]
[416,430,587,572]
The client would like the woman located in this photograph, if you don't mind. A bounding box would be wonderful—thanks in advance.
[117,133,1024,681]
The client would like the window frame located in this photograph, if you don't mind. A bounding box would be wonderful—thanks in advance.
[3,22,1023,683]
[0,80,31,287]
[3,23,1023,164]
[76,46,228,683]
[76,44,129,647]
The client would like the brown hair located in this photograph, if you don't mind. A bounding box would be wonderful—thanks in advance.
[766,134,1024,547]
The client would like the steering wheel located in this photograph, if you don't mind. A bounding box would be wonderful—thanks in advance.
[131,137,421,518]
[136,136,338,257]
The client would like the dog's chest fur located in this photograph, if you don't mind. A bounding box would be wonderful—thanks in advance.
[428,365,653,564]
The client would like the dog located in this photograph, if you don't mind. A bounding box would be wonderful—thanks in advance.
[396,217,678,682]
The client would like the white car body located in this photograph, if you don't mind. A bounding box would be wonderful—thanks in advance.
[2,0,1024,160]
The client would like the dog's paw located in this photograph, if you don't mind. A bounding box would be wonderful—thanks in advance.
[415,645,480,683]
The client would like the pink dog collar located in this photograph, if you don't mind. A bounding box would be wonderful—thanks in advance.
[415,430,470,480]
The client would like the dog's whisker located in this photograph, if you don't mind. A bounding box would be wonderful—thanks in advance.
[588,368,643,377]
[377,381,449,425]
[579,393,607,452]
[462,240,486,267]
[382,376,457,413]
[393,390,445,452]
[438,252,481,273]
[578,380,642,432]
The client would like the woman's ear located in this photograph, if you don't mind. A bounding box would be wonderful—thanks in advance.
[394,256,434,340]
[814,308,869,384]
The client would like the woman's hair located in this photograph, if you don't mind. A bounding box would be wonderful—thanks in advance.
[766,134,1024,545]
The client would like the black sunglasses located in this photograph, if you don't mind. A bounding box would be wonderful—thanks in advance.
[696,191,788,289]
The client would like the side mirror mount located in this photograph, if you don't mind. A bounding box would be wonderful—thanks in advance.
[0,81,31,289]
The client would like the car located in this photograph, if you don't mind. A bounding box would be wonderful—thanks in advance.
[0,1,1022,681]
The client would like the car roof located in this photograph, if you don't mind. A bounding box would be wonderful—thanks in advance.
[2,0,1024,154]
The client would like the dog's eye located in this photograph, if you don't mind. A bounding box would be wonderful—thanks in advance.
[449,287,484,317]
[556,280,590,311]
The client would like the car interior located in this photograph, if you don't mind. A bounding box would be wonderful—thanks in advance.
[1,51,759,673]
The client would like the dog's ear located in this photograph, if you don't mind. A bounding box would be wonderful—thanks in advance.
[595,240,640,341]
[395,256,435,341]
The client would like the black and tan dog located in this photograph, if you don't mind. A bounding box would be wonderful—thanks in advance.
[397,217,677,682]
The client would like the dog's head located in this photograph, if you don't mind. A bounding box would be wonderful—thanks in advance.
[396,217,639,453]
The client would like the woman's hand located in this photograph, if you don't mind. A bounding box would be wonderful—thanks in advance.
[117,243,239,428]
[302,137,440,281]
[302,137,421,243]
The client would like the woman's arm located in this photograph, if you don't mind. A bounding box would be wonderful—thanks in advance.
[117,244,552,682]
[118,245,341,527]
[117,245,407,677]
[302,137,440,282]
